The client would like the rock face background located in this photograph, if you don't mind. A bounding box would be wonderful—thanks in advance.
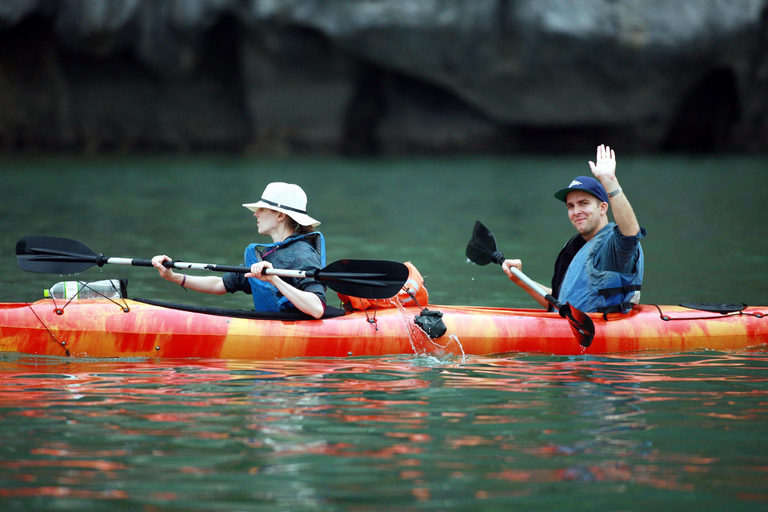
[1,0,766,154]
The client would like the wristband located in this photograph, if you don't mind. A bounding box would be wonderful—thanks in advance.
[180,275,187,288]
[608,187,622,198]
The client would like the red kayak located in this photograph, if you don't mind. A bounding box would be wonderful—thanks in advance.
[6,235,767,359]
[1,298,765,359]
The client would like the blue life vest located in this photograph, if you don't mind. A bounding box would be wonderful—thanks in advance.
[244,232,326,313]
[558,224,644,314]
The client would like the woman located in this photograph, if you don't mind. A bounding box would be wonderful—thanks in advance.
[152,182,327,318]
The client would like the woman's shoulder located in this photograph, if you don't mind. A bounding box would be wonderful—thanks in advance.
[287,232,324,255]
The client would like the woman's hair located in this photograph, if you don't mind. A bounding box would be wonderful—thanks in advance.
[287,218,315,235]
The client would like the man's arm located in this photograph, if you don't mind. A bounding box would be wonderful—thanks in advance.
[589,144,640,237]
[501,259,551,309]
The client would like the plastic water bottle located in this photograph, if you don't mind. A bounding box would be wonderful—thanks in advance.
[44,279,122,299]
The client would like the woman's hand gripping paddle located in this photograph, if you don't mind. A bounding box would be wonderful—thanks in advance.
[465,221,595,348]
[16,236,408,300]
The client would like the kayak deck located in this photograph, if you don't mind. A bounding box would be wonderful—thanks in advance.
[0,299,766,359]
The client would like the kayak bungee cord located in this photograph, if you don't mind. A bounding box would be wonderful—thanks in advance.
[45,281,131,315]
[652,303,765,321]
[77,280,130,312]
[24,303,70,357]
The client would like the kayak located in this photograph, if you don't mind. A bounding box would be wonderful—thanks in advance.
[9,235,766,359]
[1,298,766,359]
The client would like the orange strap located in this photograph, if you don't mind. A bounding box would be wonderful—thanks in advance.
[339,261,428,310]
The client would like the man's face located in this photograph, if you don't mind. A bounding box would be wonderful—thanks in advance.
[565,190,606,240]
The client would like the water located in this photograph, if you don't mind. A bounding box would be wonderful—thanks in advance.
[1,154,766,307]
[1,352,767,510]
[1,154,767,509]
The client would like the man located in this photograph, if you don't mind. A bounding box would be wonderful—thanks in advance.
[501,144,645,314]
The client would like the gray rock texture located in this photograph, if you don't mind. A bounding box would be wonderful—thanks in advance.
[1,0,766,154]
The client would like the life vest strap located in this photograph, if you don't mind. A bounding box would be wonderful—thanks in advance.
[597,302,636,319]
[598,284,642,299]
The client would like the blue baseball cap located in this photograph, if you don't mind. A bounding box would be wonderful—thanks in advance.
[554,176,609,203]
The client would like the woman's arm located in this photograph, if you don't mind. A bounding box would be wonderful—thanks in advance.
[151,255,228,295]
[247,261,325,319]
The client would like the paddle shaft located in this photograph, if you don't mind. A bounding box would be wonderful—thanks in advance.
[113,257,315,279]
[16,236,409,299]
[505,261,594,346]
[87,257,397,285]
[506,265,563,311]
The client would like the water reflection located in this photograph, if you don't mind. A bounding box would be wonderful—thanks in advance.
[1,352,767,509]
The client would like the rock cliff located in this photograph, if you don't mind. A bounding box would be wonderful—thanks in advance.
[1,0,766,154]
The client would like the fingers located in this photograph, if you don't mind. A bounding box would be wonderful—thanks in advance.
[589,144,617,178]
[151,255,174,280]
[151,255,170,269]
[596,144,615,162]
[501,259,522,278]
[246,261,273,279]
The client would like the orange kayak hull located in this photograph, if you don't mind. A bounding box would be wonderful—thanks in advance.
[1,300,766,359]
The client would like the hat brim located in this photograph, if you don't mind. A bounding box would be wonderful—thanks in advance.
[243,201,321,227]
[554,187,607,203]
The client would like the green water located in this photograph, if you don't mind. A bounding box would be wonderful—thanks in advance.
[1,154,767,510]
[1,154,767,307]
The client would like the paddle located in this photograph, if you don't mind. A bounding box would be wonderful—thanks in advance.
[465,221,595,347]
[16,236,409,300]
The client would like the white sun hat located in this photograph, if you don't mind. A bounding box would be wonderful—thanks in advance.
[243,182,320,227]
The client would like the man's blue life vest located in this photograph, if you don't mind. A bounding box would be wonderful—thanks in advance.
[558,224,643,314]
[244,232,326,313]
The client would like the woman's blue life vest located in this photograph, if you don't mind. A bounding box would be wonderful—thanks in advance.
[244,232,326,313]
[557,224,644,314]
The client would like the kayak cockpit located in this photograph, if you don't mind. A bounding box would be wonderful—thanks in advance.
[133,298,346,321]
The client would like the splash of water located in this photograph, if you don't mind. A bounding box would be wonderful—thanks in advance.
[387,300,466,364]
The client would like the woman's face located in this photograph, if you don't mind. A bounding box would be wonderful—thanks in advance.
[254,208,282,236]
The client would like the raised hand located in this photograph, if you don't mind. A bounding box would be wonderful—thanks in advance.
[588,144,616,181]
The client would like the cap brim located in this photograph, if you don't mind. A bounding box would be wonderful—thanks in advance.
[554,187,604,203]
[554,188,570,202]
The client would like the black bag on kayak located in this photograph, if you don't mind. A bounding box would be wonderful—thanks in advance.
[414,308,447,339]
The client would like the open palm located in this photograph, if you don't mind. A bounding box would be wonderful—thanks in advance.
[588,144,616,180]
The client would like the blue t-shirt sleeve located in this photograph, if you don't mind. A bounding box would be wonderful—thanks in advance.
[596,225,646,273]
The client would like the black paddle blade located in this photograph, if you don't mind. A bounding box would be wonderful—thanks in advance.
[466,221,505,266]
[559,302,595,348]
[318,259,409,299]
[16,236,102,274]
